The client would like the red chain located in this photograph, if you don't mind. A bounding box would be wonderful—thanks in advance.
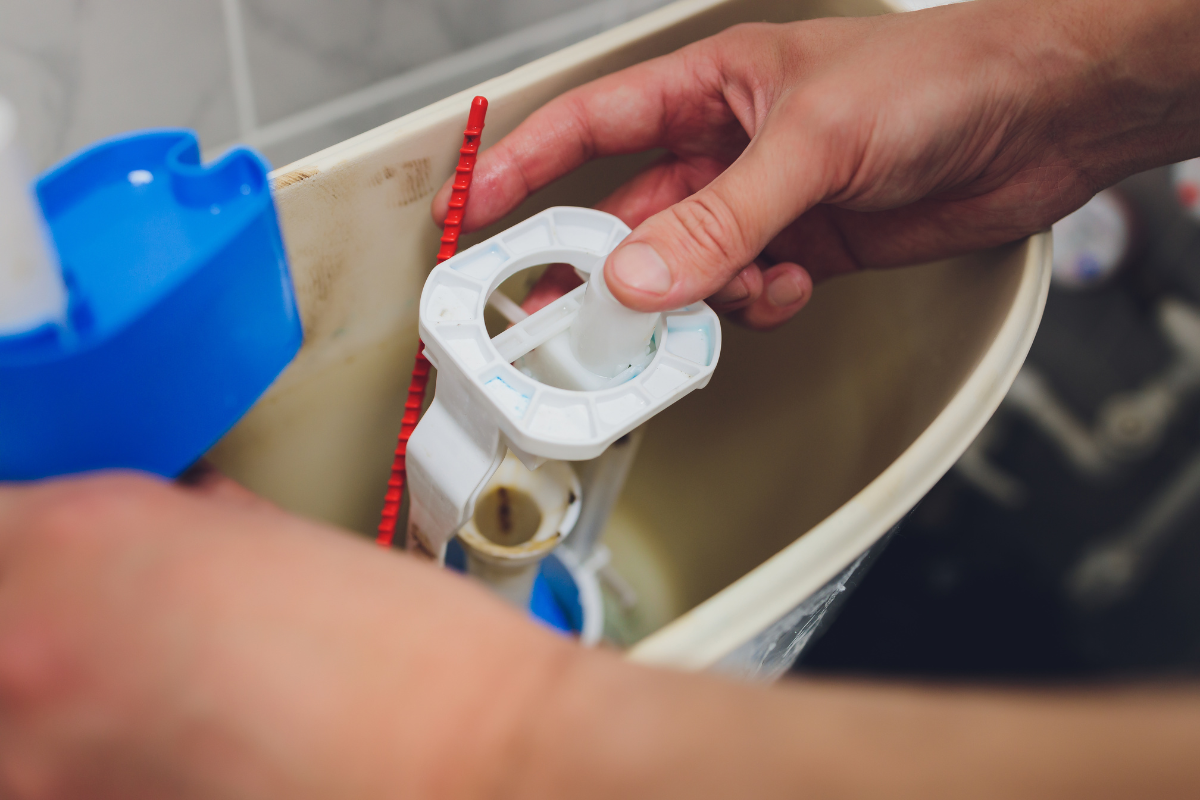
[376,96,488,547]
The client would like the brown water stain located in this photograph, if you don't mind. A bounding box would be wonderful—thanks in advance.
[306,254,343,307]
[369,158,434,207]
[276,163,364,344]
[368,165,396,186]
[406,524,439,561]
[272,166,320,191]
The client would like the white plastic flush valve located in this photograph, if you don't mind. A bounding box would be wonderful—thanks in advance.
[457,452,582,608]
[405,206,722,560]
[0,97,67,335]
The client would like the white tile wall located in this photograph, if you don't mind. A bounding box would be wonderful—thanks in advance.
[0,0,236,170]
[240,0,462,126]
[0,0,673,173]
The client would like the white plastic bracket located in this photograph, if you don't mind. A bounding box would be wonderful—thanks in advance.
[406,207,722,557]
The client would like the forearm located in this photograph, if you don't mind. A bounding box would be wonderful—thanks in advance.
[1002,0,1200,181]
[511,652,1200,799]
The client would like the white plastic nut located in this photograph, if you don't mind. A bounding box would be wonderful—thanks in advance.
[405,206,722,556]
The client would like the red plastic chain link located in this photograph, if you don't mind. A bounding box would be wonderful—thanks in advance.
[376,96,488,548]
[438,96,489,263]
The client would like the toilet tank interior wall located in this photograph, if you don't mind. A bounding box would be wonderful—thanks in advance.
[0,0,676,172]
[204,0,903,536]
[625,249,1024,610]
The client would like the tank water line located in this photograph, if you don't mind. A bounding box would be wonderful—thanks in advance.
[0,97,67,336]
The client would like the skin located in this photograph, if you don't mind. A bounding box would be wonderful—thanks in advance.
[434,0,1200,329]
[5,0,1200,796]
[1,473,1199,799]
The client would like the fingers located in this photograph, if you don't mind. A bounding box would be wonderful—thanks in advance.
[703,260,813,330]
[0,483,32,548]
[0,483,20,520]
[593,152,818,328]
[0,467,275,549]
[706,263,764,313]
[593,154,732,229]
[0,473,176,567]
[431,47,737,230]
[759,163,1089,283]
[729,262,813,330]
[514,152,743,318]
[520,264,583,315]
[519,257,812,333]
[602,93,830,312]
[519,147,817,329]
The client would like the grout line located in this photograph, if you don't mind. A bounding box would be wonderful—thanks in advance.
[220,0,259,139]
[227,0,666,154]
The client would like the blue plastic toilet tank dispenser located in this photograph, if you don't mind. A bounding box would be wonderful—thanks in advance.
[0,130,302,480]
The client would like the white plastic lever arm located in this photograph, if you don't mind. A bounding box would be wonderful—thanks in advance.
[491,283,586,364]
[0,98,67,336]
[405,368,506,561]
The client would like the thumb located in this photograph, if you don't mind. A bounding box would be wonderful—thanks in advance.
[603,100,828,311]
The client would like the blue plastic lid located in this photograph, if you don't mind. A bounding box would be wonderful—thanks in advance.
[0,129,301,480]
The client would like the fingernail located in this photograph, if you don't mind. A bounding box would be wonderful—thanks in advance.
[608,242,673,298]
[767,272,807,307]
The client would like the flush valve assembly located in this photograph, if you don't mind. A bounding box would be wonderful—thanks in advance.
[404,206,723,613]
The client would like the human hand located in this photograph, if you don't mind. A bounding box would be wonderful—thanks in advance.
[1,473,1198,799]
[0,470,575,799]
[435,0,1200,329]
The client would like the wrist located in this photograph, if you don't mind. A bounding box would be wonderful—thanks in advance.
[1014,0,1200,180]
[422,629,587,800]
[502,651,785,800]
[503,650,673,799]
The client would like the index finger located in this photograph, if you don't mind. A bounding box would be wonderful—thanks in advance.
[431,44,727,231]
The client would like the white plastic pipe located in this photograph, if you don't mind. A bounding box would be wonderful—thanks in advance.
[567,426,644,559]
[569,263,659,378]
[456,453,581,609]
[0,97,66,336]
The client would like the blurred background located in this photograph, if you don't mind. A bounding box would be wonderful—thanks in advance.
[0,0,673,172]
[802,166,1200,680]
[4,0,1199,681]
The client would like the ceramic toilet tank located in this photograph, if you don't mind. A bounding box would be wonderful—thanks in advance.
[207,0,1050,675]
